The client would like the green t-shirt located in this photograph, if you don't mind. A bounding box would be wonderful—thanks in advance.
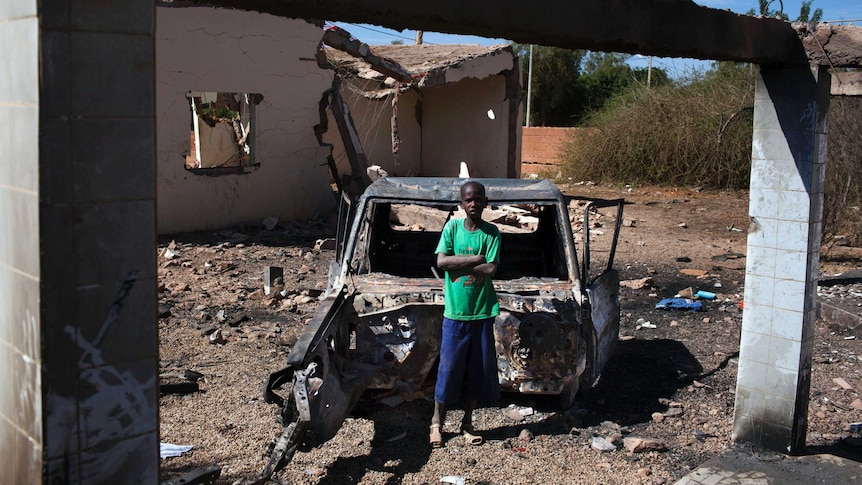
[435,218,501,320]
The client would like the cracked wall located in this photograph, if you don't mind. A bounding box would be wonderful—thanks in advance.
[156,7,335,234]
[325,64,517,179]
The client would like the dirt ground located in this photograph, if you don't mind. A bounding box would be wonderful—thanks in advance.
[158,183,862,485]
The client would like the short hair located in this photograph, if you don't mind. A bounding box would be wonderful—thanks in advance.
[460,181,486,199]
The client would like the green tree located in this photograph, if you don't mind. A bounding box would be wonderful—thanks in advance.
[747,0,822,21]
[514,44,584,126]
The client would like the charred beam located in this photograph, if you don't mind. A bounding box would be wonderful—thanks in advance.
[177,0,808,65]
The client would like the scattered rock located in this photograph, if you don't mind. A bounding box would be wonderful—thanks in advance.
[208,329,226,345]
[623,437,666,453]
[518,429,534,443]
[637,467,651,477]
[651,412,664,423]
[621,277,653,290]
[591,437,616,452]
[504,406,525,422]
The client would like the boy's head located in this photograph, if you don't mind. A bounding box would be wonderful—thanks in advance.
[459,181,488,220]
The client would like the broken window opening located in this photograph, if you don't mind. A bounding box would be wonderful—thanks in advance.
[185,92,263,173]
[352,200,569,281]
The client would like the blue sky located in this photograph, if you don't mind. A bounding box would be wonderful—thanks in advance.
[333,1,861,77]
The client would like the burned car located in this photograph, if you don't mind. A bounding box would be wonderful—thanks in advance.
[246,177,623,482]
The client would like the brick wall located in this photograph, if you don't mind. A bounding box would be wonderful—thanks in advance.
[520,127,596,176]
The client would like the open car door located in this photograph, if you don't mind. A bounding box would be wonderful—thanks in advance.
[579,199,625,387]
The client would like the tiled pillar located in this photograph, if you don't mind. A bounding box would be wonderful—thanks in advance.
[0,2,42,483]
[40,0,159,482]
[732,65,830,452]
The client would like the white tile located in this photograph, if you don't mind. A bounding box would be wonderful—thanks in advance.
[745,245,775,278]
[747,216,777,249]
[0,2,36,20]
[769,337,801,370]
[763,394,796,428]
[779,160,811,193]
[777,190,811,223]
[775,220,809,252]
[773,278,806,312]
[0,18,38,105]
[744,274,775,308]
[736,359,769,391]
[749,188,780,220]
[765,366,798,399]
[742,301,773,335]
[752,129,793,163]
[771,307,804,341]
[739,330,771,364]
[775,249,807,282]
[749,158,781,190]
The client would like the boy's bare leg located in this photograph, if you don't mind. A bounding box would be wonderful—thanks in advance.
[432,401,446,427]
[429,401,445,447]
[461,399,476,430]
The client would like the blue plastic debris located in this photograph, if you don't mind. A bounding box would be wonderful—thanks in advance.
[655,298,703,311]
[695,290,716,300]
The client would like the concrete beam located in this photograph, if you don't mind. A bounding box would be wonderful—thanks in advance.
[176,0,808,64]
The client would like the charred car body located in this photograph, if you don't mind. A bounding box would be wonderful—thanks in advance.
[246,178,623,483]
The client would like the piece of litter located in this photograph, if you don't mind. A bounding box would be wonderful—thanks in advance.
[656,298,703,311]
[680,268,708,277]
[833,377,853,390]
[160,443,193,459]
[440,476,465,485]
[641,322,657,329]
[845,336,857,341]
[518,406,535,416]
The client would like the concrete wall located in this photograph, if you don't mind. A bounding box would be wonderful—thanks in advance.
[328,73,515,180]
[156,8,335,234]
[422,75,511,177]
[37,0,160,482]
[0,2,41,483]
[327,84,423,177]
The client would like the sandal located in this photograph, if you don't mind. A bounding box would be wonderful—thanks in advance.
[461,425,483,446]
[429,424,443,448]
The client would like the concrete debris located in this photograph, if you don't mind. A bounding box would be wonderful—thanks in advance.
[623,437,666,453]
[620,277,653,290]
[163,247,180,260]
[504,405,525,422]
[517,428,534,443]
[209,329,226,345]
[314,238,336,251]
[834,377,854,390]
[591,436,616,452]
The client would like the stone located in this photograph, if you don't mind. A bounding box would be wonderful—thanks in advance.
[637,467,652,477]
[209,329,226,345]
[623,437,666,453]
[158,304,172,318]
[591,436,615,452]
[247,289,265,300]
[664,407,684,417]
[518,429,534,443]
[651,412,664,423]
[505,406,525,422]
[314,238,336,251]
[298,264,313,275]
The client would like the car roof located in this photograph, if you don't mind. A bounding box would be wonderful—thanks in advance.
[361,177,566,203]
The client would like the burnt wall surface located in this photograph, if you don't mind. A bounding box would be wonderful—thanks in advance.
[39,0,159,483]
[183,0,807,64]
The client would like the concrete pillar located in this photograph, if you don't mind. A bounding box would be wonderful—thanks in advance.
[39,0,159,482]
[0,2,42,483]
[732,65,831,452]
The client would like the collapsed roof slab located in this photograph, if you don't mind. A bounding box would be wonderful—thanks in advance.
[183,0,807,65]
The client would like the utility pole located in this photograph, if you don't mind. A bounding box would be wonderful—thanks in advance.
[415,31,423,45]
[525,44,533,127]
[647,55,652,88]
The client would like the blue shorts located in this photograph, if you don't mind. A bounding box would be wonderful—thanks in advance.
[434,317,500,406]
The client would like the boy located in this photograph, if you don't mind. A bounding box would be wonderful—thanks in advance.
[429,181,501,448]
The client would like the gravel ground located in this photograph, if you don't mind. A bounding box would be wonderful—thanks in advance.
[158,184,862,485]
